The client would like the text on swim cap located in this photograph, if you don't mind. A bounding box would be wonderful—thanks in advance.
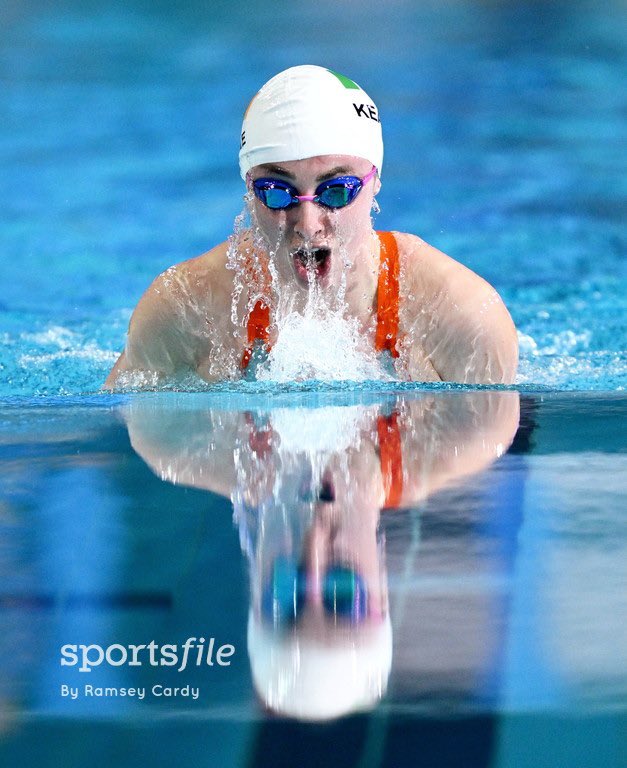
[353,103,379,123]
[241,130,246,148]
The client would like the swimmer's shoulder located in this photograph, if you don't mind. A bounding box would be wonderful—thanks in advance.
[391,231,493,294]
[171,240,232,293]
[392,230,512,311]
[103,242,239,388]
[138,240,236,315]
[172,232,259,297]
[392,231,518,384]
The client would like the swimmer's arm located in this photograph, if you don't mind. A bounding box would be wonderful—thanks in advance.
[430,283,518,385]
[103,269,198,390]
[398,234,518,384]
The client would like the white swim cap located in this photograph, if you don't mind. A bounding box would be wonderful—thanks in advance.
[239,65,383,179]
[247,611,392,721]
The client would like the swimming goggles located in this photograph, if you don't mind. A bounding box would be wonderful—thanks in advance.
[262,557,368,626]
[250,166,377,210]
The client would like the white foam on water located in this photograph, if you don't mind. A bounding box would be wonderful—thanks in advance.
[527,328,592,356]
[19,346,118,366]
[514,328,627,388]
[18,325,118,366]
[256,308,391,383]
[22,325,80,348]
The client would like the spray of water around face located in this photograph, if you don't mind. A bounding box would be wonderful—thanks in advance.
[226,197,393,382]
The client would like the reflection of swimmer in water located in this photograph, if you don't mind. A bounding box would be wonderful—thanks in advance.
[104,66,518,388]
[124,391,519,719]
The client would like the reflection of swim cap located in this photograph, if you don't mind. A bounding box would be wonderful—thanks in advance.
[239,65,383,179]
[247,610,392,721]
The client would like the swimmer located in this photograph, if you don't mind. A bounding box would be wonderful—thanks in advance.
[104,65,518,388]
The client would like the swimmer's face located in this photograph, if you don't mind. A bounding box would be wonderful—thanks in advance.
[248,154,380,289]
[256,448,388,626]
[299,460,387,623]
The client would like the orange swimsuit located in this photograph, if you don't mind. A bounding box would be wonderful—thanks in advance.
[377,410,404,508]
[241,230,401,369]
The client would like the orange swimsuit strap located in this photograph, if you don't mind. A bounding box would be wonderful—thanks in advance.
[377,410,404,508]
[241,230,400,369]
[241,299,271,370]
[374,231,401,358]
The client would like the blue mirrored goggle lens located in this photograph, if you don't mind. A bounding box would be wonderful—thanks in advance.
[253,177,363,210]
[262,559,367,626]
[322,566,368,621]
[261,558,305,625]
[260,186,295,209]
[317,184,354,208]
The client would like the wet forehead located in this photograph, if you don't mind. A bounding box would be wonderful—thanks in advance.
[251,154,371,182]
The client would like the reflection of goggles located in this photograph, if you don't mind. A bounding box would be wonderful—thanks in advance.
[262,557,368,626]
[250,166,377,210]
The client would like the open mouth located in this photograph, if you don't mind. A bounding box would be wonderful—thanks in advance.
[317,476,335,503]
[291,247,332,284]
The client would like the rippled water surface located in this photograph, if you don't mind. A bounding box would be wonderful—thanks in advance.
[1,0,625,395]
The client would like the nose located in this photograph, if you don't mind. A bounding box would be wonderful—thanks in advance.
[293,200,325,242]
[301,517,331,603]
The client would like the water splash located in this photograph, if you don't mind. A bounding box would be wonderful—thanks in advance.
[226,197,277,335]
[226,197,390,383]
[256,309,390,382]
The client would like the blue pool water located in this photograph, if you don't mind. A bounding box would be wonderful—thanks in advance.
[1,1,626,766]
[1,0,625,395]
